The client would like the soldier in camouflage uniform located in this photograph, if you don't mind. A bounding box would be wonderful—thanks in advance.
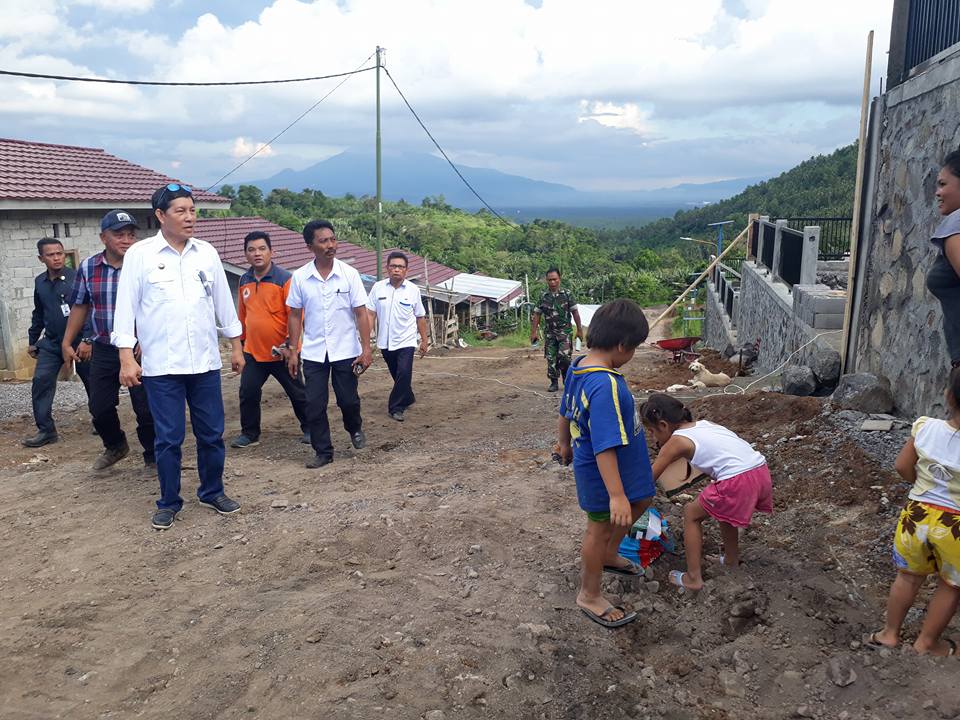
[530,268,584,392]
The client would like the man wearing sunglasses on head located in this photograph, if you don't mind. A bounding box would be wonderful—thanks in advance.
[112,183,245,530]
[286,219,372,469]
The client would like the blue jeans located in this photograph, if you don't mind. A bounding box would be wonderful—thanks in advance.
[142,370,226,512]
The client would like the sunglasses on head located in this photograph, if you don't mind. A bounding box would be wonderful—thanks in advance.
[156,183,193,209]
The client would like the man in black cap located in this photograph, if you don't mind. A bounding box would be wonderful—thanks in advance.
[23,237,93,447]
[63,210,156,471]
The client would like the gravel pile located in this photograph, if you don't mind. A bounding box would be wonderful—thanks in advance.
[827,407,911,470]
[0,380,89,420]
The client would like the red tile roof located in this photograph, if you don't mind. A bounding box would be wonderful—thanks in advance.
[195,217,461,285]
[0,137,229,207]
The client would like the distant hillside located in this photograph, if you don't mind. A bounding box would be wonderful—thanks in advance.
[245,149,762,213]
[637,143,857,250]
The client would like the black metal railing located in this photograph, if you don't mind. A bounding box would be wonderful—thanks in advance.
[749,219,759,258]
[724,283,735,317]
[785,217,852,260]
[778,227,804,288]
[906,0,960,71]
[760,223,776,269]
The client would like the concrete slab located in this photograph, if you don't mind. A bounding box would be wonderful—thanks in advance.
[812,313,844,330]
[861,419,894,431]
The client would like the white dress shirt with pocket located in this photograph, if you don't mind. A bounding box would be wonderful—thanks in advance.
[286,258,368,363]
[366,278,426,350]
[111,232,243,376]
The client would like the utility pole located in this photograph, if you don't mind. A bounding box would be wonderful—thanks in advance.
[375,46,384,280]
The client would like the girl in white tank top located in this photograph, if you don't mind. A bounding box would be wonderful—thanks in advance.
[640,393,772,593]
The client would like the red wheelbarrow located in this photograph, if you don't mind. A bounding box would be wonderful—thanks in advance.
[651,336,701,364]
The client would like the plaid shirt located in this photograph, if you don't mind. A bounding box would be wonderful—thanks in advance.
[69,252,122,344]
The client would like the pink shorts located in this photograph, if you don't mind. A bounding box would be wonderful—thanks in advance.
[698,464,773,528]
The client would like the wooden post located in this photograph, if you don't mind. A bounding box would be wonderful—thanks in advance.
[649,225,748,332]
[423,256,436,347]
[840,30,874,374]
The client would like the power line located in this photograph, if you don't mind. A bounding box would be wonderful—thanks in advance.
[382,66,515,227]
[205,52,376,192]
[0,66,375,87]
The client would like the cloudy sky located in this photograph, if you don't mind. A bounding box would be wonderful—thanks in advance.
[1,0,893,193]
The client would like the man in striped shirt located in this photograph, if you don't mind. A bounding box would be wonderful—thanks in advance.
[63,210,155,471]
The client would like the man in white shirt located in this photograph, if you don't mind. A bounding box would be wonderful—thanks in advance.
[113,184,245,530]
[286,220,373,469]
[366,251,428,422]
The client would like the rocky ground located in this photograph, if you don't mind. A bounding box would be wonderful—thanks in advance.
[1,324,958,720]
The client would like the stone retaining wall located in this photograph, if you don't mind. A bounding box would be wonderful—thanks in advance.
[852,50,960,416]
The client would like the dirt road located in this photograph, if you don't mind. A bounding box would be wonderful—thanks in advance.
[1,338,959,720]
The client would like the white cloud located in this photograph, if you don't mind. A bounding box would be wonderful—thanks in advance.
[0,0,895,189]
[231,137,275,159]
[70,0,155,11]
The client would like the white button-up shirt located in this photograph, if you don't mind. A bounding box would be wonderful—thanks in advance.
[366,278,426,350]
[286,258,368,363]
[112,232,242,377]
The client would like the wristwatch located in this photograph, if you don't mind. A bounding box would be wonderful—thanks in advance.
[81,337,93,344]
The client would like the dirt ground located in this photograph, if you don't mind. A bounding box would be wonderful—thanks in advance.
[2,326,960,720]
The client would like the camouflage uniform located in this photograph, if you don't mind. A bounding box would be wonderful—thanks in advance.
[535,289,577,382]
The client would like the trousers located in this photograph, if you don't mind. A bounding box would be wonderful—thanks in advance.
[238,353,308,439]
[142,370,226,512]
[382,347,416,414]
[31,336,90,434]
[303,357,363,460]
[88,342,155,461]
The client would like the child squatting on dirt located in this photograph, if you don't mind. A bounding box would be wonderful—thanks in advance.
[640,394,773,593]
[869,368,960,655]
[556,299,656,628]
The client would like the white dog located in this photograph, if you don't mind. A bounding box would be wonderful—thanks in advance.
[688,360,731,388]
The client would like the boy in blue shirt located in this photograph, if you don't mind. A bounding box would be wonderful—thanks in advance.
[557,299,655,627]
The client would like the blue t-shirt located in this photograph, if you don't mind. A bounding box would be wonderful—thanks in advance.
[559,358,656,512]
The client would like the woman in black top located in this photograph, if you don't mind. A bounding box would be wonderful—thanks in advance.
[926,148,960,368]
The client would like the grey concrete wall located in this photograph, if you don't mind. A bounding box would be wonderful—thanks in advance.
[852,52,960,416]
[734,262,841,372]
[0,209,155,376]
[703,279,737,353]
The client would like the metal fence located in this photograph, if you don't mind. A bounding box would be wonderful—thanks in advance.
[785,217,852,260]
[777,227,805,288]
[760,223,776,269]
[906,0,960,72]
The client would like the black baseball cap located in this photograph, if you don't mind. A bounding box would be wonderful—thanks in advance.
[100,210,139,232]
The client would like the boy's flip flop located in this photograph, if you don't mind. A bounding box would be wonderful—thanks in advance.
[863,631,897,650]
[580,605,638,628]
[603,560,643,577]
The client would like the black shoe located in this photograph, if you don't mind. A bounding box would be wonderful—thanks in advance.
[306,454,333,469]
[90,423,99,436]
[351,431,367,449]
[151,508,177,530]
[198,493,241,515]
[230,434,259,449]
[389,411,405,422]
[548,381,559,392]
[144,460,157,472]
[300,432,311,444]
[93,441,130,471]
[22,432,58,448]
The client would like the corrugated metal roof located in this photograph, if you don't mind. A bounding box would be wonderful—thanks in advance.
[437,273,522,302]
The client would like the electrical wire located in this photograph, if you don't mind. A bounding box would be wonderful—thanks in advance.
[0,66,375,87]
[382,66,515,227]
[204,52,376,191]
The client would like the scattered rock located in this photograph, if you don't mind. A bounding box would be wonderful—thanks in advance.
[517,623,551,638]
[465,567,479,579]
[832,373,895,413]
[270,498,288,509]
[424,711,446,720]
[827,657,857,687]
[730,600,756,618]
[810,348,841,387]
[781,366,816,396]
[719,670,746,698]
[861,419,894,431]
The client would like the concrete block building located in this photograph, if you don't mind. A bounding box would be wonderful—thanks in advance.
[0,138,229,377]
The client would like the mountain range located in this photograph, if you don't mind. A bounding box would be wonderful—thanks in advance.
[246,150,765,214]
